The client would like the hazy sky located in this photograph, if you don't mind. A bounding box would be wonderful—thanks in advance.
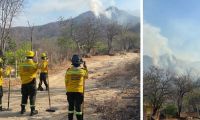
[13,0,140,27]
[144,0,200,62]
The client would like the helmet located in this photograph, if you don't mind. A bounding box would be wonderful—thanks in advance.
[26,51,35,57]
[71,54,83,65]
[41,53,47,57]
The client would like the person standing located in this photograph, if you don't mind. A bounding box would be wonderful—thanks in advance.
[0,58,4,111]
[38,53,48,91]
[19,51,38,116]
[65,55,88,120]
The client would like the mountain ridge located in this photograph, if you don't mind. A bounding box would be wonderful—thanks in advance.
[10,6,140,41]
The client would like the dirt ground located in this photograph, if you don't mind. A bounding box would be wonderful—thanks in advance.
[0,53,140,120]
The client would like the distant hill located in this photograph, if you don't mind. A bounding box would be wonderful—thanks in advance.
[10,6,140,41]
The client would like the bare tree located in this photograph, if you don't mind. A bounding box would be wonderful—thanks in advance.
[119,24,129,51]
[79,17,99,54]
[105,21,120,54]
[144,66,172,118]
[172,71,195,118]
[69,17,82,54]
[0,0,24,56]
[27,21,34,50]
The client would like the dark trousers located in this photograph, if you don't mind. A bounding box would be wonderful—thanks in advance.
[67,92,83,120]
[21,79,37,109]
[38,72,48,89]
[0,86,3,107]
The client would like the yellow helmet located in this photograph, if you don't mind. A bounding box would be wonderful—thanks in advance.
[41,53,47,57]
[26,51,35,57]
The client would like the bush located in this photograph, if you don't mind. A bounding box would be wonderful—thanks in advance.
[95,41,108,55]
[163,104,177,117]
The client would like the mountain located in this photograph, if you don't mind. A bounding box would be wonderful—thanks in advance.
[105,6,140,26]
[10,6,140,41]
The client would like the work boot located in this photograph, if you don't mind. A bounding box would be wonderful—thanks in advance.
[76,115,83,120]
[38,87,43,91]
[68,113,73,120]
[30,107,38,116]
[20,105,26,114]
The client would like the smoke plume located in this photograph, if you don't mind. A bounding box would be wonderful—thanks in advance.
[144,23,172,66]
[89,0,115,18]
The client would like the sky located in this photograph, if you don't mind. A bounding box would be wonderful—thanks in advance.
[13,0,140,27]
[144,0,200,62]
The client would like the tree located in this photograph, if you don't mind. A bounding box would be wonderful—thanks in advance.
[69,17,82,54]
[79,17,100,54]
[0,0,24,56]
[105,21,120,54]
[27,21,34,50]
[172,72,195,117]
[144,66,172,118]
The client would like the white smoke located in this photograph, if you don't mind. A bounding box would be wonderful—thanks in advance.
[89,0,104,17]
[89,0,115,18]
[144,23,172,66]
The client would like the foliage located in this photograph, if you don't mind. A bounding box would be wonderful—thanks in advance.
[94,41,108,54]
[163,104,177,117]
[5,41,31,65]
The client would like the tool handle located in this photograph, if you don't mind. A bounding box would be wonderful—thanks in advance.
[47,74,51,108]
[83,61,87,69]
[7,74,11,109]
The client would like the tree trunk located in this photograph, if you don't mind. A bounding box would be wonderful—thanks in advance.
[177,98,182,118]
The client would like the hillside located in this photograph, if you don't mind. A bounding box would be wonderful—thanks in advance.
[10,7,140,41]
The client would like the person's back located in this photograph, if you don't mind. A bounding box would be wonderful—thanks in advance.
[19,59,38,84]
[65,54,88,120]
[19,51,39,116]
[65,66,88,93]
[38,53,48,91]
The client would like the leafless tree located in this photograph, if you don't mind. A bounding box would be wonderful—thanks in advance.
[27,21,34,50]
[105,21,120,54]
[0,0,24,56]
[172,71,195,118]
[144,66,172,118]
[69,17,82,54]
[119,24,129,51]
[79,17,99,54]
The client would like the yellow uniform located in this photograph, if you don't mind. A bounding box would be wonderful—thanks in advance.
[65,67,88,93]
[40,60,48,73]
[0,68,3,86]
[19,59,38,84]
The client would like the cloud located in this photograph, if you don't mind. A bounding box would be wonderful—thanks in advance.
[30,0,87,13]
[144,23,172,65]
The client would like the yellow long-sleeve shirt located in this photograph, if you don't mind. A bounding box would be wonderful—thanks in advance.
[65,66,88,93]
[40,60,48,73]
[0,68,3,86]
[19,59,38,84]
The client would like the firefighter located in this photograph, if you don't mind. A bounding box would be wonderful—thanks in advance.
[38,53,48,91]
[0,58,3,111]
[19,51,38,116]
[65,55,88,120]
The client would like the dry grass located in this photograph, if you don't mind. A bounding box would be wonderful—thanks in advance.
[93,60,140,120]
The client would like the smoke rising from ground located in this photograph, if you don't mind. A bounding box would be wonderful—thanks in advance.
[144,23,172,66]
[89,0,115,18]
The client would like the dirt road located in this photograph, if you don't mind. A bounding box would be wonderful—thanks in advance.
[0,53,139,120]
